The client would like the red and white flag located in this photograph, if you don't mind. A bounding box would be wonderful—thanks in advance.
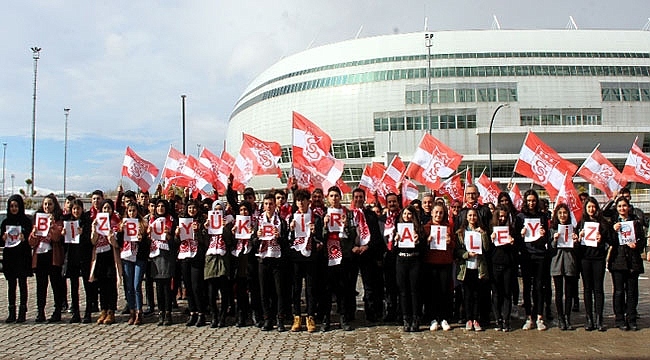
[199,147,229,194]
[556,173,583,227]
[381,155,406,195]
[231,133,282,189]
[292,112,345,191]
[358,162,386,205]
[514,131,578,200]
[401,178,419,208]
[186,155,218,197]
[476,173,501,205]
[438,173,464,202]
[406,134,463,190]
[121,147,159,192]
[162,146,194,187]
[577,145,626,198]
[622,140,650,185]
[509,183,523,211]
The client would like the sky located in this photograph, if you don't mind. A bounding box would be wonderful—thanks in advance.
[0,0,647,195]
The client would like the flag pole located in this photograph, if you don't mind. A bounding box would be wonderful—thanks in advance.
[574,143,600,177]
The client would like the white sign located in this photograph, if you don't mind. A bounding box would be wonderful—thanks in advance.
[207,210,224,235]
[122,218,140,242]
[34,213,50,237]
[492,226,510,247]
[150,217,167,242]
[582,222,599,248]
[4,226,22,248]
[178,218,195,241]
[258,218,276,241]
[464,230,483,255]
[326,208,344,233]
[557,224,574,248]
[523,218,542,243]
[397,223,415,249]
[618,221,636,245]
[234,215,252,239]
[293,213,311,239]
[64,220,80,244]
[429,225,447,250]
[95,213,110,236]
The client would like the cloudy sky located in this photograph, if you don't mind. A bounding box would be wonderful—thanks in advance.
[0,0,647,195]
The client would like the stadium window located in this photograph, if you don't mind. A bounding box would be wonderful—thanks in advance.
[601,87,621,101]
[405,90,421,104]
[346,142,361,158]
[390,117,405,131]
[406,116,422,130]
[622,88,641,101]
[360,141,375,157]
[440,115,456,129]
[439,89,455,103]
[641,87,650,101]
[429,115,439,130]
[457,115,467,128]
[466,114,477,128]
[332,143,346,159]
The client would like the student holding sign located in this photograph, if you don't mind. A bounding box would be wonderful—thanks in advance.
[392,205,426,332]
[549,203,579,331]
[577,196,613,331]
[287,189,323,333]
[176,199,209,327]
[61,199,91,323]
[516,189,550,331]
[90,199,121,325]
[489,204,518,332]
[28,194,65,323]
[148,198,176,326]
[0,195,33,323]
[455,208,491,332]
[423,203,454,332]
[608,196,645,331]
[117,202,150,325]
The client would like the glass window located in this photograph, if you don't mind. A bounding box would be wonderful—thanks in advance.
[346,142,361,158]
[457,114,467,128]
[456,89,475,102]
[280,147,292,163]
[641,88,650,101]
[390,117,405,131]
[439,89,455,103]
[360,141,375,158]
[466,114,477,128]
[583,114,601,125]
[622,88,640,101]
[601,87,621,101]
[373,117,389,132]
[332,143,346,159]
[405,90,421,104]
[440,115,456,129]
[406,116,423,130]
[428,115,439,130]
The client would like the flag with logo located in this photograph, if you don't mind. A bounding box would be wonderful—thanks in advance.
[401,178,419,208]
[358,162,386,205]
[231,133,282,189]
[438,173,464,202]
[199,147,230,194]
[556,173,583,227]
[622,139,650,185]
[577,145,626,198]
[405,133,463,190]
[509,183,523,211]
[121,147,159,192]
[476,172,501,205]
[514,131,578,200]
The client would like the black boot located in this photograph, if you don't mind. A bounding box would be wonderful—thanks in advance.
[276,316,286,332]
[261,317,273,331]
[217,312,227,328]
[82,311,92,324]
[321,316,331,332]
[210,314,219,328]
[35,308,46,323]
[403,319,411,332]
[340,315,353,331]
[410,317,420,332]
[70,311,81,323]
[157,312,165,326]
[16,306,27,323]
[558,314,567,330]
[195,313,206,327]
[47,308,61,323]
[252,311,263,328]
[5,306,16,323]
[186,313,198,327]
[585,314,595,331]
[236,312,246,327]
[596,314,606,332]
[164,312,172,326]
[565,313,573,330]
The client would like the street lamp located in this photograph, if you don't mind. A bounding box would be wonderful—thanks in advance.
[30,46,41,196]
[63,108,70,196]
[2,143,6,209]
[489,103,510,180]
[196,144,201,157]
[181,94,187,155]
[425,33,434,133]
[10,174,14,195]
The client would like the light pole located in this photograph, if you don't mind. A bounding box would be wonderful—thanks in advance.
[489,103,509,180]
[181,94,187,155]
[63,108,70,196]
[425,33,433,133]
[10,174,14,195]
[2,143,6,209]
[196,144,201,157]
[30,46,41,196]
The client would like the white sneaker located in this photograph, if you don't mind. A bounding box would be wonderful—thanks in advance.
[441,320,451,331]
[522,319,534,330]
[429,320,439,331]
[536,319,547,331]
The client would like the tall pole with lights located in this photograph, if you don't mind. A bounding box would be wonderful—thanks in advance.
[425,33,433,133]
[181,94,187,155]
[63,108,70,196]
[30,47,41,196]
[489,103,509,180]
[2,143,6,209]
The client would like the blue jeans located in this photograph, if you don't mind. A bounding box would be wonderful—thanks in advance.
[123,259,147,311]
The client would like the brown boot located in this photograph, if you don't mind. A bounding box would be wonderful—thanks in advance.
[306,316,317,333]
[291,315,302,332]
[134,311,143,325]
[128,310,136,325]
[96,310,107,324]
[103,310,115,325]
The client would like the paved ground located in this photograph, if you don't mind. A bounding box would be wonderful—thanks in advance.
[0,263,647,360]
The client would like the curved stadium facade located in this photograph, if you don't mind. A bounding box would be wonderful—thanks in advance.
[227,29,650,193]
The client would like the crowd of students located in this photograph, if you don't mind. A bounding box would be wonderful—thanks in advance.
[0,181,647,333]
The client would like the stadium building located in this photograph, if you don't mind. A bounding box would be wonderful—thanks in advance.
[226,29,650,194]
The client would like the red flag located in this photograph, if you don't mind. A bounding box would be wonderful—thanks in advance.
[186,155,218,197]
[514,131,578,200]
[121,147,159,192]
[162,147,193,187]
[401,178,419,208]
[509,183,523,211]
[577,146,626,198]
[556,173,583,226]
[622,141,650,185]
[232,133,282,189]
[381,155,406,195]
[405,133,463,190]
[199,147,229,194]
[358,162,386,205]
[438,173,464,202]
[465,167,473,186]
[476,173,501,205]
[292,112,345,191]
